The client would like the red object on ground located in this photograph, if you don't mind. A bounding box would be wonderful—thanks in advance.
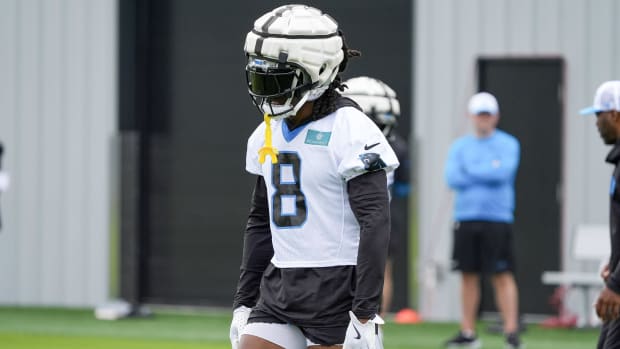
[394,308,422,324]
[540,286,578,328]
[540,314,578,328]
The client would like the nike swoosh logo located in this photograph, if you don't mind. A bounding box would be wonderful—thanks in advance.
[364,142,380,150]
[352,324,362,339]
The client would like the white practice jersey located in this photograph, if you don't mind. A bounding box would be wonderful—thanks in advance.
[246,106,399,268]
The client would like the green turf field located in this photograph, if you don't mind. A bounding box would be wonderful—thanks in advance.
[0,306,599,348]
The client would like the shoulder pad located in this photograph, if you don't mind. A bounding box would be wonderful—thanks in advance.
[335,96,363,112]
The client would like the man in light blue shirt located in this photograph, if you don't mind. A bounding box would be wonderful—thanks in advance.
[443,92,522,349]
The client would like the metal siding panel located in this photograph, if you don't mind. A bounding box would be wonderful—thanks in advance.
[454,0,481,133]
[588,0,614,85]
[559,0,589,270]
[428,0,455,204]
[534,0,560,52]
[63,0,88,305]
[583,0,615,224]
[414,0,431,141]
[506,0,535,52]
[86,0,117,305]
[0,0,18,303]
[16,0,43,304]
[40,0,66,304]
[416,0,464,320]
[429,0,457,321]
[413,0,434,317]
[616,0,620,79]
[0,0,116,306]
[479,0,508,53]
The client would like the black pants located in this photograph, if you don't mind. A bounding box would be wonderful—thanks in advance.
[598,320,620,349]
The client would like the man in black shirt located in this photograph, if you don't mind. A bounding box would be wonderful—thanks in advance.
[581,80,620,348]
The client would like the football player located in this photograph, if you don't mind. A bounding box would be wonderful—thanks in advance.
[341,77,410,318]
[230,5,399,349]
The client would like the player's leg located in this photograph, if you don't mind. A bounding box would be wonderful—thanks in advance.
[445,273,482,348]
[241,322,307,349]
[445,221,482,347]
[381,258,394,318]
[485,222,519,334]
[452,221,481,333]
[491,272,519,334]
[483,222,521,348]
[241,335,284,349]
[461,272,481,332]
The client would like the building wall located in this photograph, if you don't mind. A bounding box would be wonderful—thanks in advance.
[0,0,117,306]
[415,0,620,320]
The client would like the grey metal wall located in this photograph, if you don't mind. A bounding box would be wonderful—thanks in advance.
[415,0,620,320]
[0,0,117,306]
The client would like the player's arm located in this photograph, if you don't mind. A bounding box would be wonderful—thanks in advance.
[232,175,273,309]
[597,260,620,321]
[600,173,620,300]
[605,261,620,295]
[464,139,520,184]
[347,169,390,319]
[444,142,474,189]
[605,182,620,295]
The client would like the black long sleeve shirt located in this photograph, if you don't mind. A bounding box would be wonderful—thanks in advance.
[605,141,620,293]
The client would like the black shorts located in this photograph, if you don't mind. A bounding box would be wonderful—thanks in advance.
[248,309,347,346]
[246,263,355,346]
[451,220,515,274]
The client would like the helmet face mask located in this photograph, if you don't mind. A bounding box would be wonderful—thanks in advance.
[245,56,315,118]
[369,110,397,137]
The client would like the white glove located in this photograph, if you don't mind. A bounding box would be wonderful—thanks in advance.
[229,306,251,349]
[343,311,385,349]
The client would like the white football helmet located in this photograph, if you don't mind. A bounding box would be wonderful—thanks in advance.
[341,76,400,137]
[244,5,345,119]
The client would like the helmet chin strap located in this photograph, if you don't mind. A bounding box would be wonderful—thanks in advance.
[262,90,311,120]
[290,92,310,114]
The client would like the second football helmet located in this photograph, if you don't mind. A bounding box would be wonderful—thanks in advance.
[244,5,345,119]
[341,76,400,137]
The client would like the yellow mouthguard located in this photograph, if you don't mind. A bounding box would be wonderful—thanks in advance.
[258,113,279,164]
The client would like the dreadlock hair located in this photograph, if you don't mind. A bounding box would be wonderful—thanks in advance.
[312,30,361,119]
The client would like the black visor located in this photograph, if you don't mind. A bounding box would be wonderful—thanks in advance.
[245,56,314,100]
[246,68,297,97]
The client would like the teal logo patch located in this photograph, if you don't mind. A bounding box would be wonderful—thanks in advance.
[305,130,331,146]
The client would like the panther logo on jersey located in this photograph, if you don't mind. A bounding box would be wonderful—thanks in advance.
[359,153,386,171]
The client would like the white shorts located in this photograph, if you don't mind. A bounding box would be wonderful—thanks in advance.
[242,322,324,348]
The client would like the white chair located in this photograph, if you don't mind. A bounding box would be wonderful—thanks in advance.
[541,224,610,327]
